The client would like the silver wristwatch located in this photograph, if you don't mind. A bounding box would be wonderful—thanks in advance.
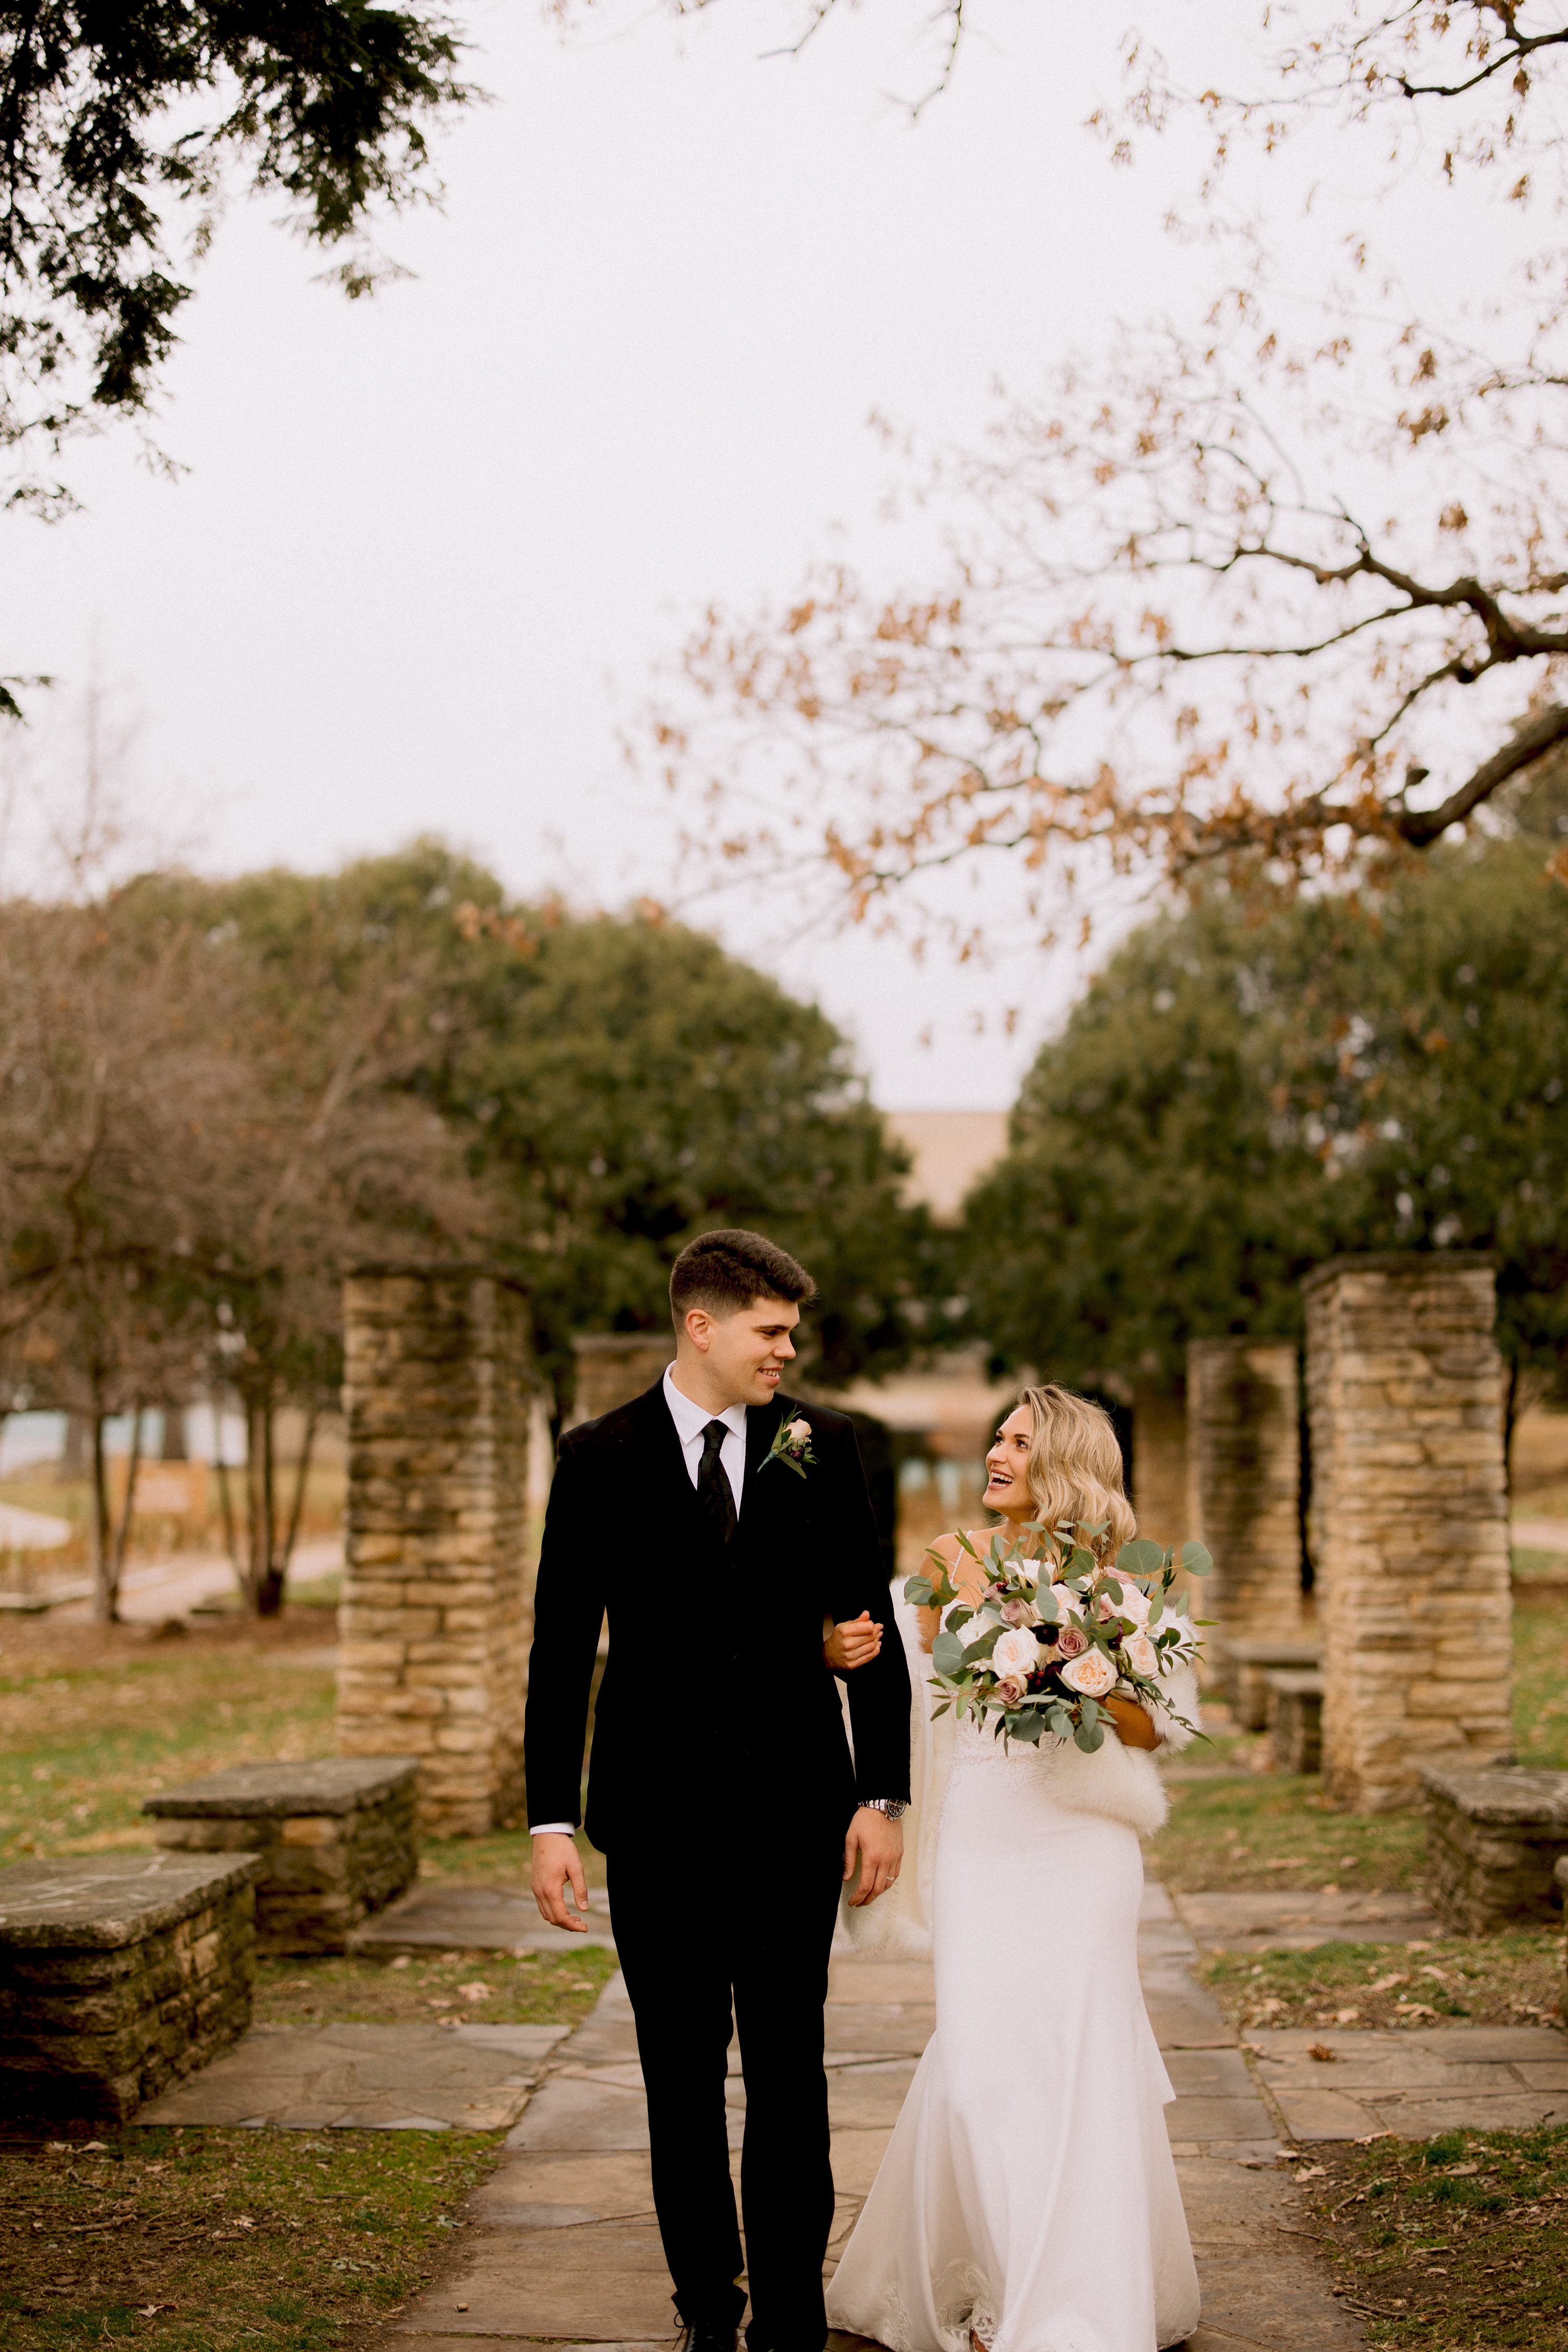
[862,1797,908,1820]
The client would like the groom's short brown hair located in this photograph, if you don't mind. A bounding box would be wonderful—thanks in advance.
[669,1229,817,1326]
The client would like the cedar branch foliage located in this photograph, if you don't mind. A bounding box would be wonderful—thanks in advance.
[962,780,1568,1402]
[653,2,1568,929]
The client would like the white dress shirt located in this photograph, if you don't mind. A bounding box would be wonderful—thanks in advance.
[529,1364,750,1836]
[658,1362,748,1517]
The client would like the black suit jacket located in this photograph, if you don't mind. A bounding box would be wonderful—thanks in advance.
[523,1380,912,1849]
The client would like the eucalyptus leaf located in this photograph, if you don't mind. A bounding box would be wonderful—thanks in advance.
[931,1630,966,1676]
[1180,1541,1214,1577]
[903,1575,934,1606]
[1115,1538,1165,1576]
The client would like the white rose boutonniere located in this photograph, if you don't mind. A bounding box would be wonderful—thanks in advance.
[760,1414,816,1479]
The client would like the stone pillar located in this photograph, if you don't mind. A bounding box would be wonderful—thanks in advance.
[338,1265,530,1838]
[567,1331,675,1429]
[1302,1253,1512,1812]
[1186,1338,1304,1644]
[1130,1382,1188,1548]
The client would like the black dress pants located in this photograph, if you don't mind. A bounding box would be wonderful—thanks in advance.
[607,1810,846,2352]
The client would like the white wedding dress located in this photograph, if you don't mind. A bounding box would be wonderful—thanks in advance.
[836,1581,955,1957]
[826,1670,1203,2352]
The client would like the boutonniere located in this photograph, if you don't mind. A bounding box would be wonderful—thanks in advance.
[760,1414,816,1479]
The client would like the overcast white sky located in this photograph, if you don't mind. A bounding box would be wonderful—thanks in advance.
[0,1,1490,1106]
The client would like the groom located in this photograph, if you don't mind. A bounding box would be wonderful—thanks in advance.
[527,1229,912,2352]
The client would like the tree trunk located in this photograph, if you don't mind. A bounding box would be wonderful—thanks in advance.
[107,1406,145,1605]
[160,1404,188,1461]
[214,1422,240,1575]
[245,1391,285,1618]
[62,1411,89,1480]
[278,1405,320,1582]
[89,1412,116,1623]
[1503,1355,1521,1498]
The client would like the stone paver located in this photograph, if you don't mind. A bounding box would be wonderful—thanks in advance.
[139,2021,568,2131]
[392,1881,1361,2347]
[350,1879,617,1955]
[1249,2023,1568,2142]
[1173,1887,1440,1954]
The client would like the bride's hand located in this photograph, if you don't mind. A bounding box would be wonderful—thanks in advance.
[1102,1692,1160,1751]
[824,1610,883,1671]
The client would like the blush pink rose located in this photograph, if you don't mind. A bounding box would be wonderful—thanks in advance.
[1000,1596,1040,1628]
[787,1419,812,1446]
[1054,1622,1089,1659]
[1061,1648,1118,1698]
[994,1674,1027,1706]
[992,1627,1043,1682]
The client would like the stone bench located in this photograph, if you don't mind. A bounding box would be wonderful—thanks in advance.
[1221,1638,1322,1731]
[0,1851,259,2125]
[144,1757,419,1955]
[1266,1670,1324,1775]
[1420,1765,1568,1934]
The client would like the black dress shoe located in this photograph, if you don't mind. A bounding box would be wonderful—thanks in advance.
[676,2327,739,2352]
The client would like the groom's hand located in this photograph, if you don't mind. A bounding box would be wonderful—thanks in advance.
[532,1831,590,1932]
[844,1806,903,1907]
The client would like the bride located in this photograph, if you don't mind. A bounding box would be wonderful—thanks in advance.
[825,1384,1202,2352]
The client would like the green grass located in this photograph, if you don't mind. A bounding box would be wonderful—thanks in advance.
[1515,1588,1568,1769]
[1203,1930,1564,2031]
[1148,1772,1429,1893]
[254,1942,617,2028]
[0,2127,500,2351]
[1301,2123,1568,2347]
[0,1628,336,1867]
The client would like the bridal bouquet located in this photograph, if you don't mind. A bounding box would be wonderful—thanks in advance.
[903,1527,1210,1754]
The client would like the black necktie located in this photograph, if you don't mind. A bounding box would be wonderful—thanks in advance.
[697,1418,737,1546]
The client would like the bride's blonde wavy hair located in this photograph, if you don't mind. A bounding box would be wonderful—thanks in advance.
[1013,1384,1137,1564]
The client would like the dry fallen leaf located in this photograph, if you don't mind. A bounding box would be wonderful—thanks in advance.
[1307,2042,1338,2063]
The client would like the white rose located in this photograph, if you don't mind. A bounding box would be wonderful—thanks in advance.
[1123,1630,1159,1678]
[991,1626,1043,1682]
[788,1419,812,1444]
[1041,1581,1084,1621]
[1102,1576,1151,1625]
[1060,1648,1118,1698]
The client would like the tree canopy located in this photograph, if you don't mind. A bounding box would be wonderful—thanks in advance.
[963,790,1568,1421]
[0,2,471,712]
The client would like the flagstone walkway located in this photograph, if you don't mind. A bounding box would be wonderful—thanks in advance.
[387,1886,1365,2352]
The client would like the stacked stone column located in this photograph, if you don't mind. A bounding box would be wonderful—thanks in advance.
[567,1331,675,1428]
[1185,1338,1304,1642]
[1129,1382,1189,1548]
[338,1265,531,1837]
[1302,1253,1512,1812]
